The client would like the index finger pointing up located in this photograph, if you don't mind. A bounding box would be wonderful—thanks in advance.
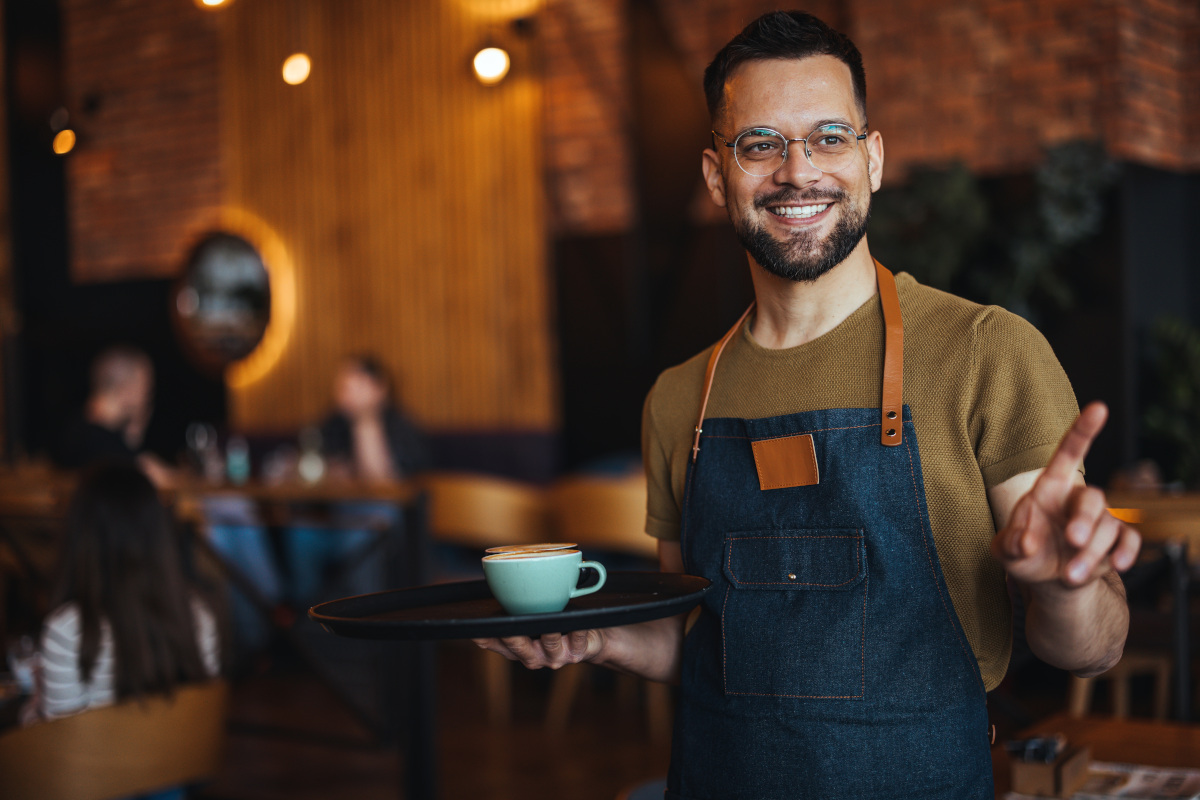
[1035,402,1107,497]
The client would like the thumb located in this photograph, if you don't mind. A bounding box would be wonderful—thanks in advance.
[1002,498,1035,559]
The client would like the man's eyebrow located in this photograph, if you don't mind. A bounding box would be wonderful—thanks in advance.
[734,117,861,136]
[810,118,859,130]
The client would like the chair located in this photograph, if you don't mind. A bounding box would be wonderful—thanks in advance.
[0,679,230,800]
[1068,652,1173,720]
[419,472,551,724]
[543,472,672,741]
[420,471,550,550]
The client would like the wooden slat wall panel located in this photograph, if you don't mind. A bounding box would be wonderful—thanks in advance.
[222,0,555,433]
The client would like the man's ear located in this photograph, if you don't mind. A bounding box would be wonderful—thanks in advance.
[701,148,727,208]
[867,130,884,193]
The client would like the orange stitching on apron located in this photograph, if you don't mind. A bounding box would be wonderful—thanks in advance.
[703,422,878,441]
[861,567,868,698]
[726,535,862,587]
[721,584,730,695]
[903,434,985,693]
[725,691,864,699]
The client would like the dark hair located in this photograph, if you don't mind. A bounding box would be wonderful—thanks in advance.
[52,462,209,699]
[345,353,393,396]
[90,345,152,395]
[703,11,867,125]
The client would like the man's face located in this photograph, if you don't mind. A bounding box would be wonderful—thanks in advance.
[701,56,883,283]
[122,364,154,420]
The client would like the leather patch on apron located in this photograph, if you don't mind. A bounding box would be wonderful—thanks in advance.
[751,434,819,490]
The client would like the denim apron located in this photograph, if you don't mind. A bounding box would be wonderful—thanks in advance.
[666,261,993,800]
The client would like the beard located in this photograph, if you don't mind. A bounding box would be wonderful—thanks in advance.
[731,186,871,283]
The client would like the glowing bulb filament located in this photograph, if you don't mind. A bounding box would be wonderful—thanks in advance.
[282,53,312,85]
[473,47,510,85]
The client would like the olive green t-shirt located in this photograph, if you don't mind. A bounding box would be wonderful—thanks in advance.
[641,272,1080,691]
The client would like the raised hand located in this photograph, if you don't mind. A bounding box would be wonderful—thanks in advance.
[990,402,1141,587]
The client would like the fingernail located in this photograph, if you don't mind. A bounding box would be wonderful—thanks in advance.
[1069,562,1087,582]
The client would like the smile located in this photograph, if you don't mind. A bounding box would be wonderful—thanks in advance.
[768,203,829,219]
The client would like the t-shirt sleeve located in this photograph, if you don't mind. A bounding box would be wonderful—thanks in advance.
[192,598,222,678]
[642,383,682,541]
[37,607,88,719]
[970,308,1080,487]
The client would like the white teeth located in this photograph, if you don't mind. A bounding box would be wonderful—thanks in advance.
[771,203,829,219]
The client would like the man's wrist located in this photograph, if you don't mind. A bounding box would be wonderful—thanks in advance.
[1020,571,1108,609]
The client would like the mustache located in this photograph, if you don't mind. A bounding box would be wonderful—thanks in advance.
[754,187,847,209]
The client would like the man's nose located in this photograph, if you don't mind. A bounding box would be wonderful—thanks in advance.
[773,142,823,188]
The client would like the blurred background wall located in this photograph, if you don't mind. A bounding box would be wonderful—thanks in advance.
[2,0,1198,484]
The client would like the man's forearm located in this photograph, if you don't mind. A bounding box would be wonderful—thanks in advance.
[1023,570,1128,677]
[592,612,687,684]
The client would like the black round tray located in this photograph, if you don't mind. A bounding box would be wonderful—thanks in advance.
[308,571,710,641]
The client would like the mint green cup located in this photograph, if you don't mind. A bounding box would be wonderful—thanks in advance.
[482,549,607,615]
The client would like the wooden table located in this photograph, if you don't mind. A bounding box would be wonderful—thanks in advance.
[992,712,1200,796]
[1109,492,1200,722]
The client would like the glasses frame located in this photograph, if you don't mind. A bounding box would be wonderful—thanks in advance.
[711,125,868,177]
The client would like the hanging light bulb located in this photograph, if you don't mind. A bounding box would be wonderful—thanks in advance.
[473,47,510,85]
[53,129,77,155]
[282,53,312,85]
[194,0,233,9]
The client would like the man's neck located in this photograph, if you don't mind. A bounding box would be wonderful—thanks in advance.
[747,243,877,350]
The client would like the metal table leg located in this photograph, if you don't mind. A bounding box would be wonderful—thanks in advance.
[391,490,437,800]
[185,521,389,738]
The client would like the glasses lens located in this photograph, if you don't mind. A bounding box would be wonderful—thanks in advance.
[806,124,859,173]
[734,129,787,176]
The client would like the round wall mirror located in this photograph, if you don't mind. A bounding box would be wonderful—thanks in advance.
[173,232,272,372]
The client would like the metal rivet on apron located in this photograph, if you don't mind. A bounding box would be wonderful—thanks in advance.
[887,410,897,419]
[887,428,896,437]
[787,573,797,580]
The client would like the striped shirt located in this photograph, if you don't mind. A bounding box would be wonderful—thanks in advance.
[34,598,220,721]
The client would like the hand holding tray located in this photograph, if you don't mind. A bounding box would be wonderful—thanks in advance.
[309,571,710,641]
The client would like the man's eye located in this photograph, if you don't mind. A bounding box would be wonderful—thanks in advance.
[816,135,848,147]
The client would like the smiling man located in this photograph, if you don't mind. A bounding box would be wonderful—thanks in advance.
[477,11,1139,799]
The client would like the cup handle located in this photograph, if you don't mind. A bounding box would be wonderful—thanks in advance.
[569,561,607,599]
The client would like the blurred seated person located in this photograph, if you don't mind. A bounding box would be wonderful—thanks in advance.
[54,346,175,488]
[286,354,429,606]
[22,463,220,800]
[1108,459,1164,494]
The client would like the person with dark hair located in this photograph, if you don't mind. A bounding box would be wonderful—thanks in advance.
[55,345,176,487]
[318,354,429,482]
[477,11,1139,798]
[22,463,219,750]
[285,354,429,605]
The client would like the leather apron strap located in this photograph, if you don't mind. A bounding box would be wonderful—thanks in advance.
[876,258,905,447]
[690,259,905,462]
[690,304,755,461]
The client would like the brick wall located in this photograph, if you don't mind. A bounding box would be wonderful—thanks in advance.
[856,0,1200,178]
[548,0,1199,231]
[61,0,221,282]
[1109,0,1200,172]
[542,0,634,234]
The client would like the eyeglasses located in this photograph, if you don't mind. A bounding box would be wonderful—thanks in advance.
[712,124,868,177]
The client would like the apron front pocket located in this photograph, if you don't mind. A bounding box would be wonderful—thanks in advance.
[720,530,867,699]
